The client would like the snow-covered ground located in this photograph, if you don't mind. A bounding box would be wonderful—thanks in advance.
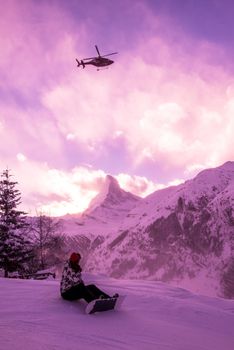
[1,275,234,350]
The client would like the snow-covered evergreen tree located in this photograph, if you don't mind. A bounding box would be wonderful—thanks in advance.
[0,169,32,277]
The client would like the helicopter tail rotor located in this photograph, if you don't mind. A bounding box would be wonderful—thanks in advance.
[76,59,85,68]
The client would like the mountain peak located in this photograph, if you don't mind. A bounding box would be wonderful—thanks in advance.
[105,174,121,192]
[84,174,140,218]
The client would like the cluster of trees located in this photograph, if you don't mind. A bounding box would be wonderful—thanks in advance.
[0,169,67,278]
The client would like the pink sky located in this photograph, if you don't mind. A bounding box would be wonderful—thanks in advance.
[1,0,234,215]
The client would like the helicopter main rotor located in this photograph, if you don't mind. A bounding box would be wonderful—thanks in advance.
[81,45,118,61]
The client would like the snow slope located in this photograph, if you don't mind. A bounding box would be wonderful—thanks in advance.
[1,275,234,350]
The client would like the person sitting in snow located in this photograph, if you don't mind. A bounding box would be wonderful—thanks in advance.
[60,252,118,302]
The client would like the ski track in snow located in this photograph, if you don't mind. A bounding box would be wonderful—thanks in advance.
[1,274,234,350]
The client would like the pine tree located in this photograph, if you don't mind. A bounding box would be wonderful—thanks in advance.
[0,169,32,277]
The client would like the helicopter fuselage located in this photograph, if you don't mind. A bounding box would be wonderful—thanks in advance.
[86,57,114,67]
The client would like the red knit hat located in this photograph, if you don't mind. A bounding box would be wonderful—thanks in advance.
[70,252,81,263]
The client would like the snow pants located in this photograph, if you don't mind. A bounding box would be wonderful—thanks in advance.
[61,283,110,303]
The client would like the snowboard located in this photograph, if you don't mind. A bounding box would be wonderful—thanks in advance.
[85,295,125,314]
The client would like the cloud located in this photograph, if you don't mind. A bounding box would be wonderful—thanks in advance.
[39,13,234,175]
[0,103,62,165]
[116,173,160,197]
[7,160,105,216]
[1,0,234,215]
[116,173,184,198]
[48,66,230,172]
[17,153,27,162]
[8,159,164,216]
[2,153,168,216]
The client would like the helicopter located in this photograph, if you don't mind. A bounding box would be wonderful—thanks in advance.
[76,45,118,70]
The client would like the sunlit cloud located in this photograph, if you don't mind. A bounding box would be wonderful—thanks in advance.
[66,133,76,141]
[28,165,107,216]
[117,173,184,198]
[116,173,159,197]
[35,166,172,216]
[31,166,163,216]
[8,157,166,216]
[17,153,27,162]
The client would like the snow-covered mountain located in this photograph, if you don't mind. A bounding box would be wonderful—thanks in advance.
[60,175,141,263]
[83,174,140,224]
[84,162,234,299]
[61,175,140,237]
